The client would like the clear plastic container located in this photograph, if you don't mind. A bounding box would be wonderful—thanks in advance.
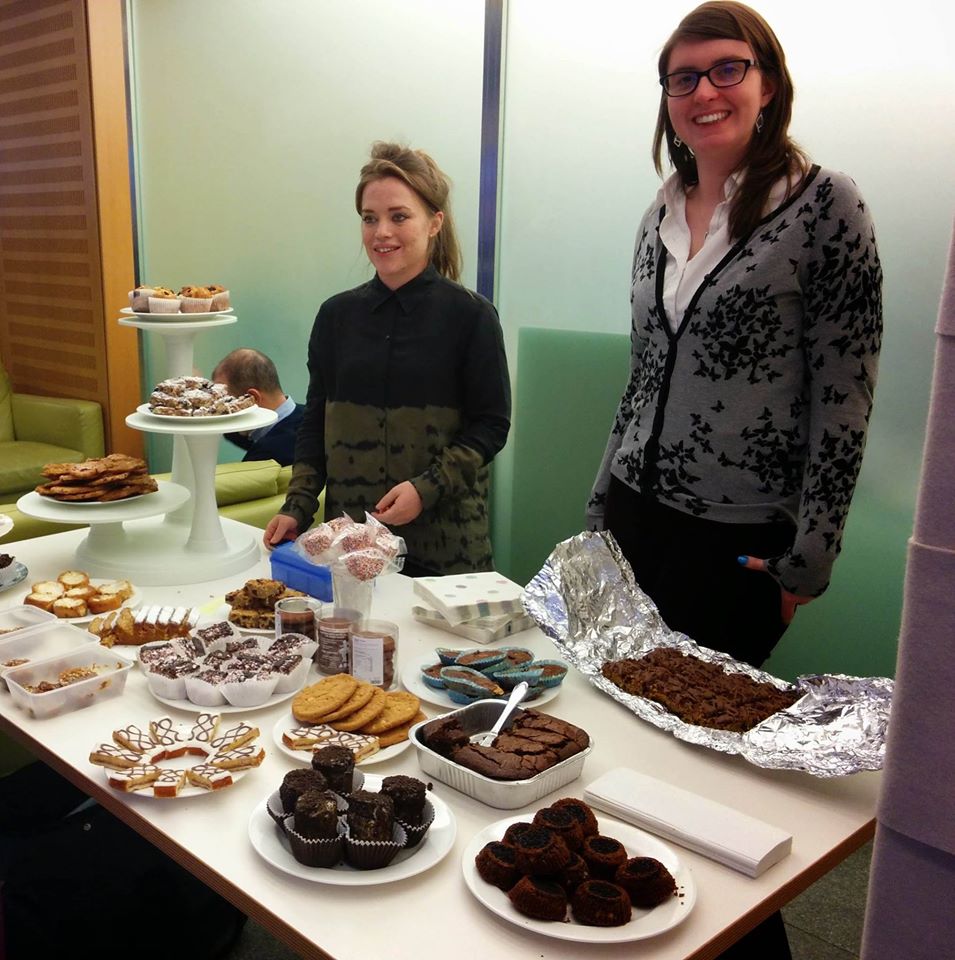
[0,618,98,690]
[5,643,133,718]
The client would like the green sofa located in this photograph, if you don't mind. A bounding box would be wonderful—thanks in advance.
[0,362,105,506]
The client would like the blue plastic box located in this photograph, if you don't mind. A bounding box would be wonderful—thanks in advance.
[269,541,332,601]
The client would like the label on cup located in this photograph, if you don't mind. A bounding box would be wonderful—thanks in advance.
[349,620,397,689]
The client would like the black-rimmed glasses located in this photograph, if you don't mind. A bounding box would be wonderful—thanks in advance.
[660,59,758,97]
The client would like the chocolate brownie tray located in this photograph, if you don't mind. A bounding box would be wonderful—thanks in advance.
[522,532,892,777]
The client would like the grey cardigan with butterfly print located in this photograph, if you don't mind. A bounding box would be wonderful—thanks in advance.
[588,165,883,597]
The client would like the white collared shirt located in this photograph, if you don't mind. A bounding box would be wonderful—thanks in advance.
[657,171,792,332]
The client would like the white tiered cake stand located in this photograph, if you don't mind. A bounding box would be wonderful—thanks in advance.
[16,308,277,585]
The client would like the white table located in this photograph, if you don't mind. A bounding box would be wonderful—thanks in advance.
[0,526,880,960]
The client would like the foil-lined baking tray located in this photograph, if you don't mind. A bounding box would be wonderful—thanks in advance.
[521,532,892,778]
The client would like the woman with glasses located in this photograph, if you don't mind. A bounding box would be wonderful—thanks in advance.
[589,0,882,668]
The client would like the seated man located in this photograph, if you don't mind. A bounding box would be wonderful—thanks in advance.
[212,348,303,466]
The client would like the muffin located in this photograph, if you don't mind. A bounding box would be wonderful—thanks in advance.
[206,284,230,310]
[128,285,157,311]
[346,790,394,842]
[549,797,600,838]
[279,768,328,814]
[570,879,632,927]
[511,826,571,877]
[293,789,340,840]
[379,775,426,825]
[310,744,355,794]
[475,841,520,891]
[580,835,629,881]
[614,857,677,908]
[147,287,180,314]
[508,876,568,921]
[178,285,214,313]
[533,806,584,852]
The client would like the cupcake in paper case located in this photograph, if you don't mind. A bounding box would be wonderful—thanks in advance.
[178,285,215,313]
[396,798,435,849]
[435,647,463,666]
[129,285,157,311]
[269,653,311,695]
[496,647,535,669]
[147,287,181,313]
[219,663,279,707]
[380,775,433,849]
[268,632,317,660]
[530,659,569,688]
[420,662,446,690]
[446,687,488,706]
[311,744,359,795]
[184,668,228,707]
[343,791,406,870]
[491,664,544,691]
[453,649,508,674]
[440,665,504,700]
[206,284,230,311]
[143,656,199,700]
[284,816,346,869]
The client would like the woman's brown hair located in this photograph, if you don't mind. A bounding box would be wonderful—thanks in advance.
[355,141,462,283]
[652,1,810,240]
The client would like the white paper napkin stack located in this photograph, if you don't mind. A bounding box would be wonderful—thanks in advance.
[583,768,792,878]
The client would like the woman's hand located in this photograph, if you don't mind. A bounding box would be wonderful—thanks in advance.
[372,481,423,526]
[264,514,299,550]
[738,555,813,625]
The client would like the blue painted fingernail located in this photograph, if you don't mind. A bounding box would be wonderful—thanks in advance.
[737,556,748,565]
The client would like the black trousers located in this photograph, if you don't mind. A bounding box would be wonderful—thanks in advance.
[605,477,795,959]
[604,476,795,668]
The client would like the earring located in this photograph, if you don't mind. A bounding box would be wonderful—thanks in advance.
[673,135,682,148]
[755,111,764,134]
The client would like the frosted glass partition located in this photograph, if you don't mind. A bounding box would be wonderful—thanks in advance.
[127,0,486,467]
[497,0,955,679]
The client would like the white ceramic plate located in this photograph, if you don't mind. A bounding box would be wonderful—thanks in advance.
[0,513,13,539]
[45,491,154,506]
[211,602,274,636]
[16,579,141,625]
[248,773,456,885]
[150,672,313,715]
[136,403,254,423]
[462,814,696,943]
[401,653,559,711]
[271,711,412,766]
[121,306,234,320]
[0,561,29,594]
[93,729,261,800]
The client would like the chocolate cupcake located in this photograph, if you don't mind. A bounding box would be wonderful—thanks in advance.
[311,744,355,793]
[347,790,394,842]
[570,879,632,927]
[475,841,520,891]
[556,851,590,892]
[508,876,568,921]
[294,789,340,840]
[614,857,677,908]
[279,768,328,814]
[512,826,571,877]
[380,775,426,825]
[502,821,536,846]
[580,835,629,881]
[549,797,600,838]
[533,806,584,851]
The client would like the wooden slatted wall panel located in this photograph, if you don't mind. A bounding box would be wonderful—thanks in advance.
[0,0,107,407]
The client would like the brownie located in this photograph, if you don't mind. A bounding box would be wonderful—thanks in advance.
[380,775,426,825]
[293,789,339,840]
[311,745,355,793]
[280,768,328,813]
[347,790,394,842]
[420,715,470,756]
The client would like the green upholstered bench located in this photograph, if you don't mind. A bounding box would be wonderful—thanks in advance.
[508,327,630,586]
[0,362,105,503]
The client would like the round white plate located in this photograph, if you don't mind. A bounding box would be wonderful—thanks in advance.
[271,711,412,767]
[135,402,254,423]
[462,814,696,943]
[0,561,29,594]
[149,670,315,715]
[93,718,261,800]
[16,579,141,625]
[0,513,13,539]
[121,306,234,320]
[248,773,456,885]
[212,602,274,636]
[47,491,154,506]
[401,653,560,711]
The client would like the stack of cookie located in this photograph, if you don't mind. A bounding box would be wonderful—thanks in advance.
[287,674,425,759]
[36,454,158,503]
[225,578,306,630]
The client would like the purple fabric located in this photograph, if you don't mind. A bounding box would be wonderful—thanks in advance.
[862,824,955,960]
[863,216,955,957]
[877,541,955,854]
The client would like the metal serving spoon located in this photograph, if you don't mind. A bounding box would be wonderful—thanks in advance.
[473,681,529,748]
